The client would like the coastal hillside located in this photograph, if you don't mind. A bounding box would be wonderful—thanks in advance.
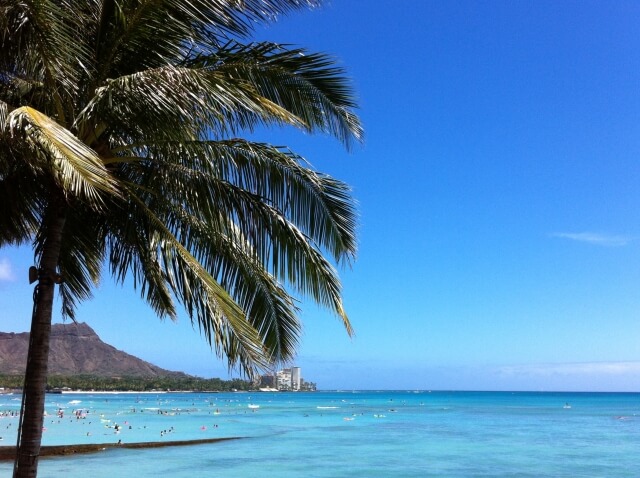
[0,322,188,378]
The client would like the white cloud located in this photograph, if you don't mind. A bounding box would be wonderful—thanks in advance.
[551,232,632,247]
[497,361,640,377]
[488,361,640,391]
[0,258,15,282]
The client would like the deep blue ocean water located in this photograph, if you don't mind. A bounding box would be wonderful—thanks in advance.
[1,391,638,477]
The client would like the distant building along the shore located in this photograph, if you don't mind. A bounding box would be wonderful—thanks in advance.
[258,366,316,391]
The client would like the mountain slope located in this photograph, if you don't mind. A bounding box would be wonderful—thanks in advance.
[0,322,188,377]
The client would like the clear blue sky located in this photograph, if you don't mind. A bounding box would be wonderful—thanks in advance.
[2,0,640,391]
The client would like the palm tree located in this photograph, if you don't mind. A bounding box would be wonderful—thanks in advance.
[0,1,362,476]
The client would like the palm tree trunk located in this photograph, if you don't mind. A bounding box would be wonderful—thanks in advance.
[14,196,67,478]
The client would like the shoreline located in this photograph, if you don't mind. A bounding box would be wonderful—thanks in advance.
[0,389,297,395]
[56,390,270,394]
[0,436,244,461]
[60,390,169,394]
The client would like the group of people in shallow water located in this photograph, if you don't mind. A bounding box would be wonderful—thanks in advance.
[0,410,19,417]
[42,403,228,443]
[0,407,23,442]
[0,397,262,446]
[0,409,17,442]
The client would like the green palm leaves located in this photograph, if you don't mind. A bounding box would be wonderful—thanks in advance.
[0,0,361,374]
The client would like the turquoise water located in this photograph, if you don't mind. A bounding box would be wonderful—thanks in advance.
[1,391,639,477]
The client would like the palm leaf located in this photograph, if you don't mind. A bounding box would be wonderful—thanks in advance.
[142,139,358,261]
[90,0,322,82]
[194,42,364,147]
[162,203,304,362]
[8,106,119,203]
[114,143,353,334]
[54,209,104,319]
[0,0,94,119]
[76,64,303,146]
[117,186,270,372]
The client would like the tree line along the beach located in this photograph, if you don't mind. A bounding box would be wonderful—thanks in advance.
[0,375,258,393]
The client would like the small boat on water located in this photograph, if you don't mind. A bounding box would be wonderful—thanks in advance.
[248,404,260,409]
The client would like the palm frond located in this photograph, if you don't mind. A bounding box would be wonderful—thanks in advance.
[78,41,363,148]
[117,186,270,372]
[0,99,9,136]
[105,201,178,320]
[0,74,45,110]
[55,210,104,319]
[0,162,45,246]
[0,0,94,119]
[91,0,322,81]
[8,106,119,204]
[162,203,304,363]
[115,143,353,334]
[76,64,302,145]
[0,101,46,245]
[194,42,364,147]
[138,139,358,261]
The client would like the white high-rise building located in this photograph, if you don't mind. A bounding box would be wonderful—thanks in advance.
[276,368,292,390]
[291,367,301,390]
[274,366,303,390]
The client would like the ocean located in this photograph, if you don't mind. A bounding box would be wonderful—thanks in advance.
[0,391,638,477]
